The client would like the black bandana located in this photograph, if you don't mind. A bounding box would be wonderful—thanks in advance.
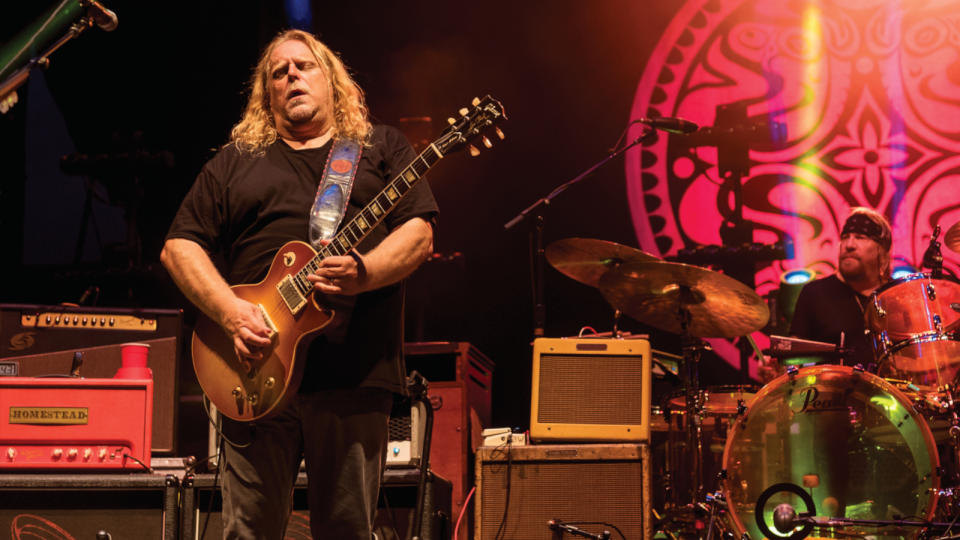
[841,214,891,250]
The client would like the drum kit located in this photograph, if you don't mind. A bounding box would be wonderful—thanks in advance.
[545,224,960,540]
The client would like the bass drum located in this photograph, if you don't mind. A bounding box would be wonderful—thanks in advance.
[721,365,939,540]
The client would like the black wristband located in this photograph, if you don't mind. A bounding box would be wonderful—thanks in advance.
[348,249,367,281]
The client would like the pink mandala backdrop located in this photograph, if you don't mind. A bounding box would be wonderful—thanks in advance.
[627,0,960,371]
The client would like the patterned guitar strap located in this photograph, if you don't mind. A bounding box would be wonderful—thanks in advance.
[308,138,363,249]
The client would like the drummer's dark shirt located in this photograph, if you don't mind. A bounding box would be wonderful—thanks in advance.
[789,274,875,367]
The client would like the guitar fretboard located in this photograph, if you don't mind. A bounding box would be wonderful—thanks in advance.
[289,143,444,295]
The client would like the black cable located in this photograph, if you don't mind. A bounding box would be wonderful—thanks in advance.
[121,453,152,472]
[202,393,251,449]
[492,438,513,540]
[199,434,222,540]
[564,520,627,540]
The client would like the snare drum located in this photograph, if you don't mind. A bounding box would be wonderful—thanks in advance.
[721,365,939,540]
[666,384,757,417]
[867,273,960,389]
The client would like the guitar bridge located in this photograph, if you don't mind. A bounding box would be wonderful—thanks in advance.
[277,275,307,315]
[257,304,278,337]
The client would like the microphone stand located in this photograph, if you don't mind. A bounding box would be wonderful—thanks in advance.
[0,2,107,109]
[924,225,943,280]
[504,128,657,337]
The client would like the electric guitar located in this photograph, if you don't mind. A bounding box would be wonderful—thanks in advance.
[192,96,506,421]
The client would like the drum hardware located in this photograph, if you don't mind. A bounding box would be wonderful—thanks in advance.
[923,224,945,279]
[757,482,960,540]
[866,272,960,390]
[545,241,771,537]
[595,259,768,525]
[667,241,789,268]
[722,365,941,540]
[765,335,854,361]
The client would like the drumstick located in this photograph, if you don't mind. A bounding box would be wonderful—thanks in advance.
[745,334,765,362]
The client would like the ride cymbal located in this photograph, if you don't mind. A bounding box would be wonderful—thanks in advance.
[598,260,769,338]
[545,238,659,289]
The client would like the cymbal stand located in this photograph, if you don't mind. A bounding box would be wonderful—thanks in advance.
[677,287,708,510]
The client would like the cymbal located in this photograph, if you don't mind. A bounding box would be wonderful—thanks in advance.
[545,238,659,288]
[598,261,769,338]
[945,221,960,254]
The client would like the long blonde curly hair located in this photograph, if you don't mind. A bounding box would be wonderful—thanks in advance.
[230,29,372,154]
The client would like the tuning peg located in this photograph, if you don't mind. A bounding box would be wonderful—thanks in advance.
[482,136,492,149]
[495,127,505,140]
[459,107,469,116]
[468,144,480,157]
[472,96,480,106]
[447,117,456,125]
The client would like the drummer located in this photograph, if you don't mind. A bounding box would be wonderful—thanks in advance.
[789,207,893,368]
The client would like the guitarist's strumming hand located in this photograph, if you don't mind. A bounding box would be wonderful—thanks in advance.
[306,243,367,296]
[222,296,273,361]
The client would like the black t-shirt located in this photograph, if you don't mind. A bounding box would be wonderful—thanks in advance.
[788,274,875,367]
[167,125,439,393]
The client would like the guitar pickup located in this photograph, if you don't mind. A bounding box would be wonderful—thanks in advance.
[277,275,307,315]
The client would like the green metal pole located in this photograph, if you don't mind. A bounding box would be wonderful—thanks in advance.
[0,0,86,83]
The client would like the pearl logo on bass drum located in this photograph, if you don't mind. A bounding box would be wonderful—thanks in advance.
[791,386,849,414]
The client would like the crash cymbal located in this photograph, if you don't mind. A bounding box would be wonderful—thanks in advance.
[598,260,769,338]
[545,238,659,289]
[945,220,960,254]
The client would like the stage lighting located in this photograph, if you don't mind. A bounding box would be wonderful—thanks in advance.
[891,264,917,280]
[776,268,815,330]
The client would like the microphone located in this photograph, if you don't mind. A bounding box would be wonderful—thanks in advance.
[82,0,119,32]
[632,116,699,134]
[922,225,943,279]
[773,503,799,534]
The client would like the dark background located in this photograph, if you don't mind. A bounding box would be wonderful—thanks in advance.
[1,1,733,436]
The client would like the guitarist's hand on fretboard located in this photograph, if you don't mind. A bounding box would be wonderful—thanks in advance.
[306,242,366,296]
[222,297,273,361]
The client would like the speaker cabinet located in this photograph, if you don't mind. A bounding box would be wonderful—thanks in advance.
[181,469,452,540]
[374,469,453,540]
[0,304,183,454]
[475,443,651,540]
[0,473,179,540]
[530,337,651,442]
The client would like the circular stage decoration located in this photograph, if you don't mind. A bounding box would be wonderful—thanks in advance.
[627,0,960,368]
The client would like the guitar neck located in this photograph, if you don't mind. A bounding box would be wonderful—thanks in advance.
[293,143,444,287]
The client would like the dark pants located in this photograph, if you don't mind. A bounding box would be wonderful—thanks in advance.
[219,388,393,540]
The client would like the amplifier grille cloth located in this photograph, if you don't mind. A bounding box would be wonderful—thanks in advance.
[537,354,644,424]
[479,459,644,540]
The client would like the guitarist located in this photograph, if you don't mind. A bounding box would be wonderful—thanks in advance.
[160,29,438,540]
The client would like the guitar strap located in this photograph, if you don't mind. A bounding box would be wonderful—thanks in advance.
[308,137,363,249]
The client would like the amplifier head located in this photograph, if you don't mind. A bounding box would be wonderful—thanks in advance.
[530,337,651,442]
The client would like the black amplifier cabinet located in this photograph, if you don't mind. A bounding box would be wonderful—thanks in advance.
[0,304,184,454]
[0,473,179,540]
[181,469,452,540]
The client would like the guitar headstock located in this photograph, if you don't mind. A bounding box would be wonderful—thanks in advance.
[435,95,507,157]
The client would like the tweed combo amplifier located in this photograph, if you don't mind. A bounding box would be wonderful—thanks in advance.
[530,337,651,442]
